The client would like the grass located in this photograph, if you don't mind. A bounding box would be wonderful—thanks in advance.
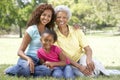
[0,35,120,80]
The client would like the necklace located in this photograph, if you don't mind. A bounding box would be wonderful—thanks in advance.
[37,25,45,35]
[59,26,69,36]
[62,29,68,34]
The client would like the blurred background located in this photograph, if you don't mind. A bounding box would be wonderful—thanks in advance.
[0,0,120,37]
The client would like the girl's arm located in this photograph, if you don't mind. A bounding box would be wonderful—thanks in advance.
[44,52,66,68]
[39,58,45,64]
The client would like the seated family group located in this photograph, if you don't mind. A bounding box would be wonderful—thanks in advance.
[4,3,120,79]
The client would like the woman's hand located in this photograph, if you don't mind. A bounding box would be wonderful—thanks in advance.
[84,46,95,75]
[86,58,95,73]
[73,24,80,30]
[27,57,35,73]
[78,65,92,76]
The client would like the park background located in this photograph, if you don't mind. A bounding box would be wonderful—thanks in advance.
[0,0,120,80]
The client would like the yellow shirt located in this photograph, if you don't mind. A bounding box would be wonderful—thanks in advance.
[55,26,88,62]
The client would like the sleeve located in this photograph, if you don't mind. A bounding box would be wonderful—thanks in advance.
[26,26,34,39]
[54,46,62,55]
[54,42,59,46]
[77,29,89,48]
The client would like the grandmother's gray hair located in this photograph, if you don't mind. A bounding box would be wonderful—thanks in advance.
[54,5,72,20]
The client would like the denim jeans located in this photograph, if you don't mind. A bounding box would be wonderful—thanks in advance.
[52,65,74,79]
[4,56,51,77]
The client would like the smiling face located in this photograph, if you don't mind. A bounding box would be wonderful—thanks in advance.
[40,9,52,26]
[41,33,54,51]
[55,11,68,27]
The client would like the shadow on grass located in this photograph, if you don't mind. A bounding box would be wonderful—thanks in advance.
[113,33,120,36]
[0,64,120,80]
[0,34,22,39]
[0,64,59,80]
[0,37,21,39]
[106,66,120,70]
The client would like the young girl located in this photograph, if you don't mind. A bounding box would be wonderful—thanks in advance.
[37,30,74,79]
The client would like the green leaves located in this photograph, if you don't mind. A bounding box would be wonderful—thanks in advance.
[0,0,120,35]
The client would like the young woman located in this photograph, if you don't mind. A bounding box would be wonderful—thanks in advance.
[37,30,74,79]
[4,3,55,77]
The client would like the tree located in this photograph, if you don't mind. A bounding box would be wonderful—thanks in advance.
[16,0,32,37]
[16,0,48,38]
[0,0,48,37]
[0,0,17,33]
[1,0,120,35]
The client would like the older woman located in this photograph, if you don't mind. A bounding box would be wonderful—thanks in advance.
[54,5,110,77]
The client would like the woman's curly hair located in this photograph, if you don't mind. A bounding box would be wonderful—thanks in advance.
[26,3,55,30]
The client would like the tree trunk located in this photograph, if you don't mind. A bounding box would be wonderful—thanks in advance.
[74,0,78,3]
[19,26,22,38]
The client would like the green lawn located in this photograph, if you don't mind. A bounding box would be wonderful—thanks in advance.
[0,35,120,80]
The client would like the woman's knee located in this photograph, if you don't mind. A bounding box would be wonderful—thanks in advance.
[4,65,19,76]
[17,59,31,77]
[17,64,31,77]
[79,55,87,66]
[4,64,31,77]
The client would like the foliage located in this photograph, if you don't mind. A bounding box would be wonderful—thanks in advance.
[0,0,48,36]
[0,0,120,35]
[70,3,93,26]
[0,0,17,32]
[49,0,120,29]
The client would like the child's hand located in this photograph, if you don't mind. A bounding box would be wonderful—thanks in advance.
[44,61,54,69]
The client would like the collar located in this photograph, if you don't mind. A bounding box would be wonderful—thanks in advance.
[55,25,74,37]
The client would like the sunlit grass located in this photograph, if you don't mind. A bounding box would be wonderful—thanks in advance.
[0,35,120,80]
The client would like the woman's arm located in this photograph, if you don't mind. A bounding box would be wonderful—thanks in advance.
[69,57,92,76]
[84,45,95,73]
[61,50,92,75]
[17,32,31,60]
[17,32,35,73]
